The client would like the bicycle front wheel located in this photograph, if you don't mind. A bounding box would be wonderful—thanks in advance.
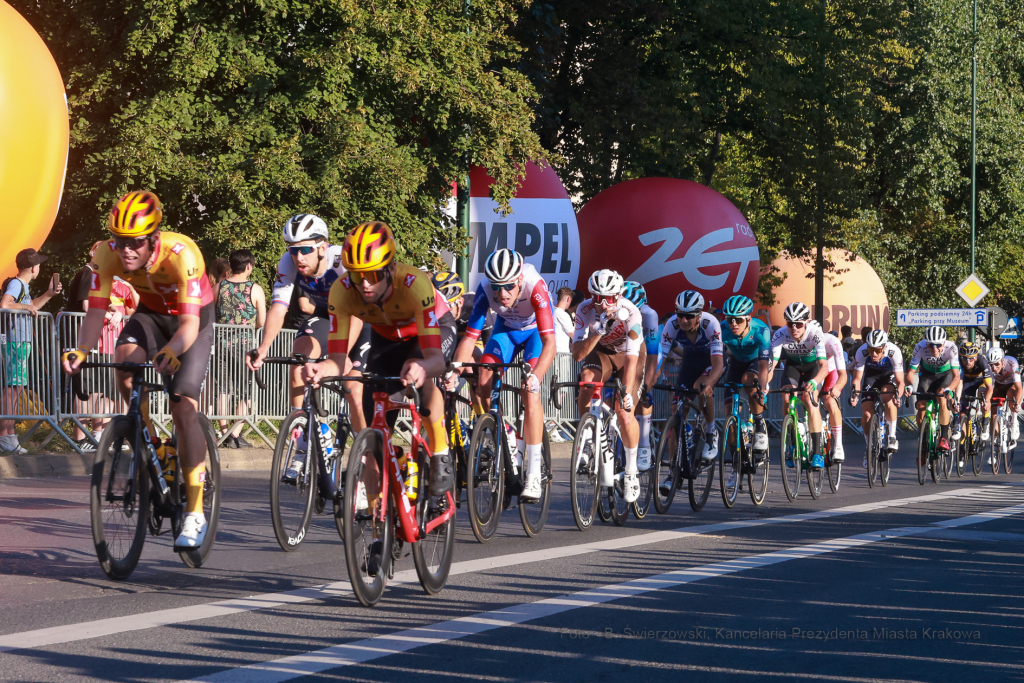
[178,414,222,569]
[688,423,714,512]
[270,410,315,551]
[466,413,504,542]
[412,446,456,595]
[331,419,352,542]
[609,431,630,526]
[917,419,929,485]
[779,415,800,502]
[653,416,681,514]
[519,431,552,536]
[720,417,740,509]
[91,416,148,581]
[569,413,600,531]
[342,428,393,607]
[806,457,823,499]
[866,414,880,488]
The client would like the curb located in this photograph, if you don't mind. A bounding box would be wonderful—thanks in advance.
[0,448,275,479]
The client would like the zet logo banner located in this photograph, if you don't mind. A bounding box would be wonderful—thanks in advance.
[467,162,580,297]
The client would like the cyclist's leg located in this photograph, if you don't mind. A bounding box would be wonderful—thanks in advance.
[577,348,608,416]
[792,364,822,456]
[515,328,546,488]
[879,379,899,446]
[346,318,370,432]
[821,369,843,460]
[477,317,515,413]
[292,316,329,408]
[615,346,644,455]
[114,310,161,438]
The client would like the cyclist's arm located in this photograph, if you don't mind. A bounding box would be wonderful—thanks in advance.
[251,302,288,365]
[165,313,200,359]
[707,353,725,387]
[813,358,828,386]
[756,359,770,395]
[571,307,602,361]
[893,371,905,399]
[643,350,659,389]
[63,307,108,373]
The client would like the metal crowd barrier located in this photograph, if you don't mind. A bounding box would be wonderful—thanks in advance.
[0,311,68,451]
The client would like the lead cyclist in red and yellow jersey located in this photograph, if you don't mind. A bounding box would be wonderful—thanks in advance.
[61,191,216,551]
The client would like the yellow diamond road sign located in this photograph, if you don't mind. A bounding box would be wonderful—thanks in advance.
[956,273,990,307]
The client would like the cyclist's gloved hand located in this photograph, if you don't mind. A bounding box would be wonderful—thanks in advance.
[622,393,634,411]
[154,346,182,374]
[62,346,90,372]
[524,372,540,394]
[643,390,654,409]
[806,379,818,395]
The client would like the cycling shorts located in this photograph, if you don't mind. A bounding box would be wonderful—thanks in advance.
[116,303,214,400]
[821,369,839,394]
[992,382,1013,400]
[862,372,896,392]
[780,360,818,389]
[724,357,761,386]
[582,344,646,405]
[481,316,544,367]
[917,369,955,396]
[297,315,372,368]
[676,354,712,392]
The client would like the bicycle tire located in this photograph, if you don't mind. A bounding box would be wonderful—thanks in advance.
[412,445,456,595]
[331,419,351,542]
[519,430,552,536]
[941,428,954,479]
[780,415,800,502]
[824,425,840,494]
[269,410,316,552]
[91,416,148,581]
[688,420,714,512]
[954,420,965,477]
[653,415,681,514]
[632,426,656,519]
[973,431,985,476]
[806,458,823,499]
[569,413,600,531]
[342,428,393,607]
[917,419,929,485]
[866,414,880,488]
[177,414,221,569]
[466,413,504,543]
[719,416,740,509]
[826,458,841,494]
[748,441,769,506]
[610,432,630,526]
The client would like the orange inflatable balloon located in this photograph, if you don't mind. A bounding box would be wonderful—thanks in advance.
[0,1,69,279]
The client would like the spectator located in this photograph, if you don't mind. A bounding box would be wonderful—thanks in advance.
[860,326,872,345]
[840,324,858,358]
[552,286,575,355]
[0,249,62,454]
[209,257,230,290]
[215,249,266,448]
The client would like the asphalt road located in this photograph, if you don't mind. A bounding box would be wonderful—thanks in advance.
[2,435,1024,683]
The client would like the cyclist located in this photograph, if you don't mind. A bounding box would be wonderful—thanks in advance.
[656,289,723,493]
[769,302,828,469]
[806,320,848,463]
[245,214,370,481]
[952,341,992,460]
[849,329,905,468]
[449,249,557,501]
[622,281,660,471]
[61,191,214,551]
[573,269,645,503]
[904,325,960,453]
[986,345,1021,451]
[719,295,771,470]
[303,222,458,497]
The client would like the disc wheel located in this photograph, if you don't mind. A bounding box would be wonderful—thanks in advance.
[342,429,394,607]
[519,431,552,536]
[90,416,147,581]
[466,413,504,542]
[177,414,222,569]
[412,445,456,595]
[653,415,682,514]
[719,417,740,509]
[779,415,801,502]
[270,410,315,552]
[569,413,600,531]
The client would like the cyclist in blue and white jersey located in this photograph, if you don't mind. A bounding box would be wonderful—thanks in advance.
[769,302,828,469]
[720,296,771,460]
[849,329,905,467]
[623,281,660,470]
[904,325,960,453]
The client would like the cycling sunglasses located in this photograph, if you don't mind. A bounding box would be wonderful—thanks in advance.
[114,236,149,251]
[594,294,618,305]
[678,312,699,320]
[349,268,388,285]
[726,316,750,325]
[787,321,806,329]
[490,282,517,293]
[287,245,317,256]
[927,342,943,349]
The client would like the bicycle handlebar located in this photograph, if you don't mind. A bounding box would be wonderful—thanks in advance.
[767,386,818,408]
[71,361,180,403]
[323,374,430,418]
[549,373,626,412]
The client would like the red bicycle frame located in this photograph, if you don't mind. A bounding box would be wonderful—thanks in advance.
[368,390,456,544]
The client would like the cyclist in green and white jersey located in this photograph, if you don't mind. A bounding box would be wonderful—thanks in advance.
[903,325,960,453]
[769,302,828,469]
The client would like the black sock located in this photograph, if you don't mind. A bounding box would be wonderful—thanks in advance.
[940,424,950,440]
[811,432,822,455]
[753,414,766,433]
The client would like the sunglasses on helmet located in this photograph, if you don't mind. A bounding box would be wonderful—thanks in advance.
[114,236,150,251]
[287,245,318,256]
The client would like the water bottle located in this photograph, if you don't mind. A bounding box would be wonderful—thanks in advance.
[599,435,615,487]
[741,418,753,448]
[504,422,520,475]
[683,423,694,452]
[797,419,808,445]
[318,422,334,461]
[158,439,178,488]
[148,438,169,497]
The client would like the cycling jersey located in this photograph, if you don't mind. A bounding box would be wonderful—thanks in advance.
[821,333,847,373]
[853,342,905,375]
[639,304,660,357]
[909,340,960,374]
[271,244,347,315]
[992,356,1021,385]
[960,355,992,382]
[89,232,213,316]
[573,298,644,356]
[464,263,554,339]
[770,326,826,365]
[660,312,723,358]
[326,263,447,354]
[722,317,771,364]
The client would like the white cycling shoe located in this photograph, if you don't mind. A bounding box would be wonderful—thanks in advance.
[753,431,768,451]
[282,452,305,485]
[355,482,369,512]
[637,447,652,471]
[702,432,719,461]
[623,472,640,503]
[832,442,845,462]
[726,472,737,490]
[521,476,542,502]
[887,435,899,451]
[174,513,207,551]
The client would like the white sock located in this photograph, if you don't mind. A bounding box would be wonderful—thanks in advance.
[92,429,104,440]
[637,414,651,449]
[706,422,717,436]
[526,442,542,480]
[831,426,842,442]
[625,446,638,475]
[887,420,897,439]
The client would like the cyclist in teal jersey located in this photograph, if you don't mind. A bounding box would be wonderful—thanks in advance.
[720,296,771,455]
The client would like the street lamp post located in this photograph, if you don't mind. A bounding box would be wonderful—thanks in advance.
[969,0,978,341]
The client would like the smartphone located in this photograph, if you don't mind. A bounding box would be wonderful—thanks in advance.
[51,272,60,291]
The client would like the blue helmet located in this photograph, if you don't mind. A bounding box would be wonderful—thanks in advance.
[622,281,647,308]
[723,295,754,317]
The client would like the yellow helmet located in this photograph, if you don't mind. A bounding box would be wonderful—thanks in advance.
[109,191,163,237]
[431,271,465,302]
[342,221,396,271]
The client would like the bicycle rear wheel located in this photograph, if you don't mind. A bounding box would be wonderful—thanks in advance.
[866,414,880,488]
[342,429,393,607]
[917,420,929,485]
[569,413,600,531]
[824,427,840,494]
[779,415,800,501]
[519,431,552,536]
[466,413,504,542]
[653,416,681,514]
[720,417,740,509]
[412,445,456,595]
[748,443,769,506]
[91,417,148,581]
[688,423,714,512]
[270,410,315,551]
[331,419,351,542]
[178,414,222,569]
[806,457,823,499]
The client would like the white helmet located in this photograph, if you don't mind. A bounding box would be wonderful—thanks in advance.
[784,301,811,322]
[987,346,1004,363]
[484,249,523,284]
[282,214,329,244]
[588,269,624,297]
[675,290,704,314]
[924,325,946,344]
[866,329,888,348]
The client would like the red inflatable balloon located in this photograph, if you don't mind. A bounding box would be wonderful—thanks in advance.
[577,178,760,315]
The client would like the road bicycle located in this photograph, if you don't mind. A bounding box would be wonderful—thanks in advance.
[719,382,769,508]
[852,388,894,488]
[910,391,951,485]
[819,402,841,494]
[443,382,473,511]
[772,384,823,501]
[73,361,220,580]
[453,361,552,541]
[252,353,352,551]
[989,396,1016,475]
[954,394,988,477]
[649,383,715,513]
[340,374,456,606]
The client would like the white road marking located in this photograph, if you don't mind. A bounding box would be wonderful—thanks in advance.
[0,484,1014,654]
[187,499,1024,683]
